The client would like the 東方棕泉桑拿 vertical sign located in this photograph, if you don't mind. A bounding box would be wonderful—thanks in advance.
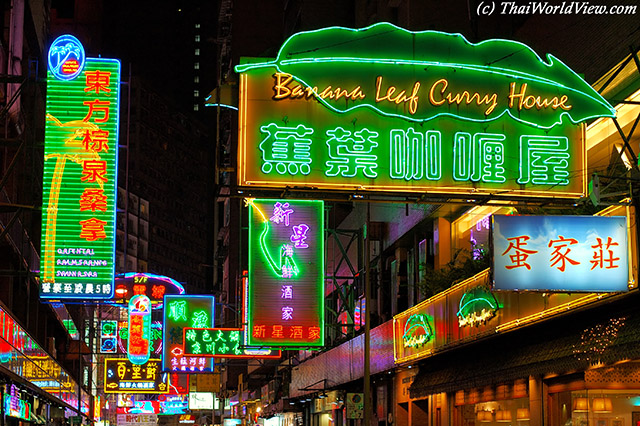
[236,23,615,198]
[40,34,120,300]
[247,199,324,347]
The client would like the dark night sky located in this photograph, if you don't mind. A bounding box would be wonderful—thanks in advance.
[96,0,217,112]
[100,1,186,104]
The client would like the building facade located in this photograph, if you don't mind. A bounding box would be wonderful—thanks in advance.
[212,1,640,425]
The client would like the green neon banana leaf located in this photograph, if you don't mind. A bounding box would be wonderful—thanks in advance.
[237,23,615,128]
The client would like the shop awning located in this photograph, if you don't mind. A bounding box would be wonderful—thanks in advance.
[410,291,640,399]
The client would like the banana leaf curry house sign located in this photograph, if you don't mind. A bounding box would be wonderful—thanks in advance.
[236,23,614,199]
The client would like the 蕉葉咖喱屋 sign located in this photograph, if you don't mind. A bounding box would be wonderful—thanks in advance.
[40,34,120,300]
[236,22,615,198]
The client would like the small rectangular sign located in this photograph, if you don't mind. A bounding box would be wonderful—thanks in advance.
[116,414,157,426]
[183,328,282,358]
[104,359,169,393]
[492,215,629,292]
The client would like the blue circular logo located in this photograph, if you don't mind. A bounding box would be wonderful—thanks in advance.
[48,34,85,80]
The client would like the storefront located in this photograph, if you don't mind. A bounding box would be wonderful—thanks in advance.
[309,391,344,426]
[0,304,91,424]
[397,283,640,426]
[395,368,427,425]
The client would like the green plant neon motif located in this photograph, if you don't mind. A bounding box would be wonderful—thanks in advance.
[457,287,499,327]
[248,200,300,278]
[402,313,433,348]
[236,22,614,129]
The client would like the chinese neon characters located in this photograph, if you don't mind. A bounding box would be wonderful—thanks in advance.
[248,199,324,346]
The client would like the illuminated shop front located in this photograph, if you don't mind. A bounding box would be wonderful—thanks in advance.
[393,242,640,426]
[0,304,90,424]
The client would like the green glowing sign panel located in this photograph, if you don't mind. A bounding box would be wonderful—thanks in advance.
[236,23,613,198]
[247,199,324,347]
[183,328,281,359]
[162,295,215,372]
[41,38,120,300]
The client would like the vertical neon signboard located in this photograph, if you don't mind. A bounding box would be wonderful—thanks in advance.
[40,34,120,300]
[128,295,152,364]
[247,199,324,347]
[492,215,629,292]
[162,295,214,372]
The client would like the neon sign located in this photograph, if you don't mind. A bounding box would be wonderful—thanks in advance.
[235,23,614,198]
[116,400,160,414]
[247,199,324,347]
[492,215,629,291]
[41,34,120,300]
[162,295,214,372]
[48,34,86,81]
[100,320,118,353]
[113,273,186,308]
[457,287,499,327]
[183,328,282,358]
[402,313,433,348]
[237,23,613,126]
[3,386,31,421]
[128,295,152,364]
[159,395,188,415]
[118,321,163,356]
[104,358,168,393]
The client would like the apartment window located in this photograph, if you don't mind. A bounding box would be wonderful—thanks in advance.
[194,76,200,83]
[195,35,200,42]
[194,62,200,70]
[195,23,200,29]
[193,90,199,97]
[195,48,200,56]
[193,104,199,111]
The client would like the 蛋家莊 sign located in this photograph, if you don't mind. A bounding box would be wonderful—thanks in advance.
[236,23,615,199]
[492,215,629,292]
